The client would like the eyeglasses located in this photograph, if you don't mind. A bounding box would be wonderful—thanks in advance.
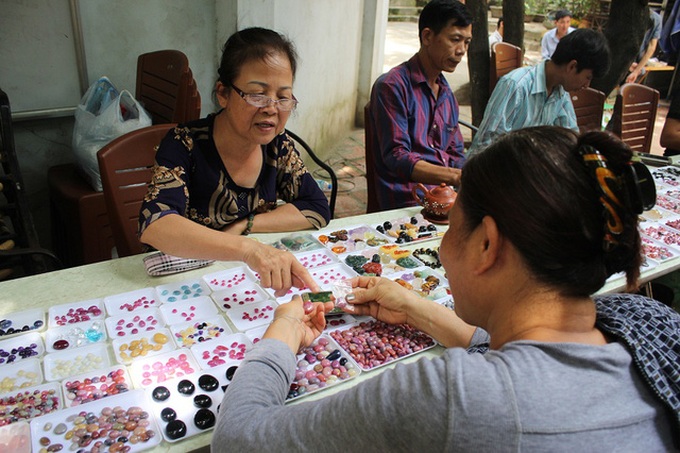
[230,84,298,111]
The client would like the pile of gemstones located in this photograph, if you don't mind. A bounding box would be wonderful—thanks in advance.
[63,369,131,406]
[53,305,103,327]
[0,342,39,364]
[0,318,44,337]
[173,321,226,347]
[375,217,438,244]
[330,321,435,371]
[0,387,61,425]
[37,405,156,451]
[117,332,170,362]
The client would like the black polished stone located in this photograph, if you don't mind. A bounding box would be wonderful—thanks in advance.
[160,407,177,422]
[152,386,171,402]
[198,374,219,392]
[225,365,238,381]
[165,420,187,440]
[177,379,195,395]
[194,409,216,430]
[193,394,212,408]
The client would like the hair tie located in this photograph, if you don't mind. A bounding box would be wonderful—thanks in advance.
[578,145,625,252]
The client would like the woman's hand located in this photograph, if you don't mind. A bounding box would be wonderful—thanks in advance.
[241,241,319,297]
[263,295,334,353]
[343,276,418,325]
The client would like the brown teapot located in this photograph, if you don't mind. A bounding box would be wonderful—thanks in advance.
[412,183,457,221]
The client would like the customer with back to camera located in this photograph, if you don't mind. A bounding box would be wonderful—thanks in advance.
[212,126,680,451]
[139,28,330,295]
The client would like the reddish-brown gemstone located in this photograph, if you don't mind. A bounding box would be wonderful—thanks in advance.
[53,339,69,350]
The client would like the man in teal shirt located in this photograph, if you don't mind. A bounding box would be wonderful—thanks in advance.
[468,29,610,157]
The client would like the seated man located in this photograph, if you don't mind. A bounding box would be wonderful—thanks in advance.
[489,17,503,53]
[366,0,470,212]
[541,10,575,60]
[468,29,610,157]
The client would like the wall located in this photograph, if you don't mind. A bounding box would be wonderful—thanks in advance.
[2,0,387,251]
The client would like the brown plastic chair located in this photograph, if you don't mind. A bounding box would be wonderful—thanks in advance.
[135,50,201,124]
[97,124,175,257]
[612,83,659,154]
[570,87,605,133]
[490,42,523,93]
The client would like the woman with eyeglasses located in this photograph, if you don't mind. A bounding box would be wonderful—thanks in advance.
[212,127,679,451]
[139,28,330,294]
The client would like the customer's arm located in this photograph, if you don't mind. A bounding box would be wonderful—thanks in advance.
[626,38,658,83]
[661,117,680,150]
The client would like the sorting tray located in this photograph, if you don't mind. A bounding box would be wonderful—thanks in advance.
[44,320,107,353]
[655,194,680,215]
[112,328,176,365]
[159,296,218,326]
[104,287,161,316]
[293,248,338,269]
[0,331,44,366]
[128,349,200,389]
[190,332,252,369]
[48,298,105,329]
[329,320,436,372]
[0,308,46,339]
[29,390,161,453]
[223,299,277,332]
[170,316,232,349]
[0,358,43,393]
[372,213,443,244]
[0,381,62,425]
[641,235,680,262]
[275,232,323,252]
[286,334,360,402]
[386,267,450,300]
[43,343,111,382]
[341,246,423,276]
[156,279,211,303]
[211,283,271,312]
[202,267,258,292]
[105,307,165,339]
[314,224,391,254]
[60,364,133,407]
[144,363,236,443]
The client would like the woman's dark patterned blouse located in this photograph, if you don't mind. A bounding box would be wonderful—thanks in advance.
[139,114,330,236]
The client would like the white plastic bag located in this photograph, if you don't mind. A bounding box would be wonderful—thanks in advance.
[72,77,152,191]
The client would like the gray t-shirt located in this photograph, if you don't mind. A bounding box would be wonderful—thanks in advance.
[212,335,675,451]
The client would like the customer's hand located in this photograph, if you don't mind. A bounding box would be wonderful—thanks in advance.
[264,295,334,352]
[241,241,319,297]
[343,276,418,325]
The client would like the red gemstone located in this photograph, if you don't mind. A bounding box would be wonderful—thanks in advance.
[53,339,70,350]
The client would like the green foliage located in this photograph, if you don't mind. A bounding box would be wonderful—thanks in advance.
[526,0,599,18]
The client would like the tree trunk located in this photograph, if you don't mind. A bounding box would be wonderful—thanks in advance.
[590,0,648,96]
[467,0,490,126]
[503,0,525,49]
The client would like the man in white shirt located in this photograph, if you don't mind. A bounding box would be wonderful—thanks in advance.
[541,10,575,60]
[489,17,503,53]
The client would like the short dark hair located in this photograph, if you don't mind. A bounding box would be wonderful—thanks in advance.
[460,127,642,297]
[418,0,472,43]
[217,27,298,86]
[554,9,572,20]
[551,28,610,78]
[497,17,504,28]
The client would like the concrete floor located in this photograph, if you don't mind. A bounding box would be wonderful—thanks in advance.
[326,20,671,219]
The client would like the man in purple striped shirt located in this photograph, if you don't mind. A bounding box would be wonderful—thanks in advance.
[366,0,470,212]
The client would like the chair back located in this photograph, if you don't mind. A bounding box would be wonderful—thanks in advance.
[570,87,605,133]
[285,130,337,219]
[97,124,175,257]
[613,83,659,154]
[490,42,523,92]
[364,102,381,213]
[135,50,200,124]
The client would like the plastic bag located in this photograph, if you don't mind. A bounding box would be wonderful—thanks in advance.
[72,76,152,191]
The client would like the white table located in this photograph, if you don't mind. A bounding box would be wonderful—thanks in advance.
[0,206,675,451]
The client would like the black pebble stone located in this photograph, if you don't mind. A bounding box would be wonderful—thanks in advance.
[327,349,341,361]
[152,386,171,402]
[193,394,212,408]
[160,407,177,422]
[194,409,216,430]
[339,358,347,366]
[221,385,228,392]
[177,379,195,395]
[225,365,238,381]
[198,374,219,392]
[165,420,187,440]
